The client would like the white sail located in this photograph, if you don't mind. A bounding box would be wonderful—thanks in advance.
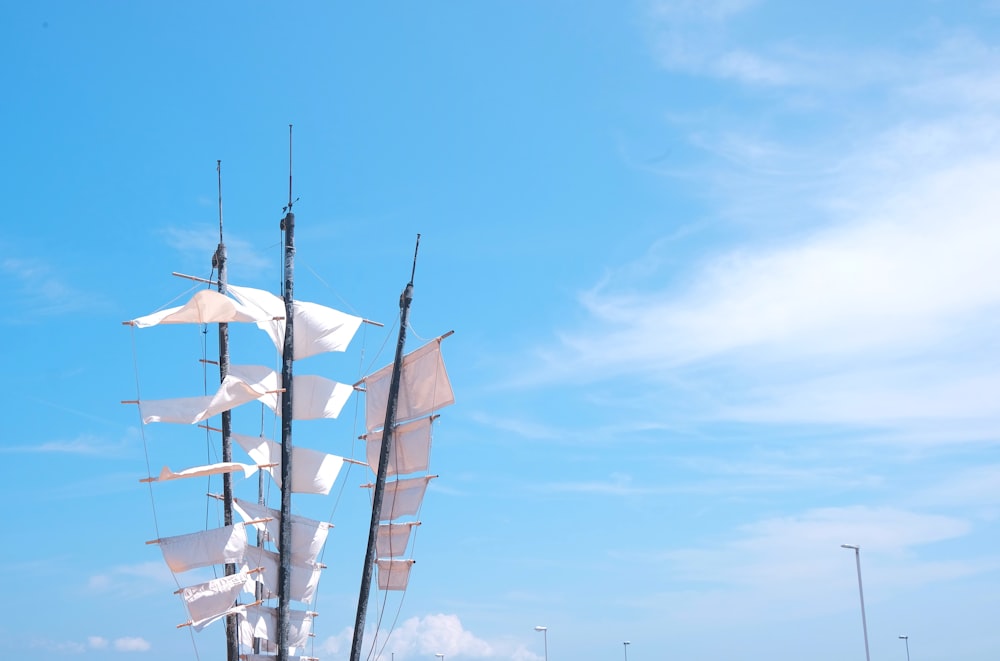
[376,521,420,558]
[146,461,258,483]
[157,524,247,573]
[366,475,436,521]
[241,547,322,603]
[234,433,344,495]
[178,571,254,625]
[139,366,277,424]
[240,604,315,648]
[362,337,454,432]
[229,366,354,421]
[232,498,331,565]
[376,559,415,591]
[228,284,363,360]
[127,289,272,328]
[363,416,434,477]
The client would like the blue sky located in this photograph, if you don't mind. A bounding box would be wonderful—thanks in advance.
[2,1,1000,660]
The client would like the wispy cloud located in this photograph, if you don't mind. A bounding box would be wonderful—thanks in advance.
[0,255,107,324]
[159,223,273,281]
[0,433,128,456]
[27,635,151,655]
[528,25,1000,443]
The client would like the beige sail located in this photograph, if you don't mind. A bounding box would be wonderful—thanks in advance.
[362,337,454,432]
[376,559,415,591]
[363,417,434,477]
[127,289,271,328]
[376,521,420,558]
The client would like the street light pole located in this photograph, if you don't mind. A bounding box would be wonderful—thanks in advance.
[841,544,871,661]
[534,626,548,661]
[623,640,630,661]
[899,635,911,661]
[435,653,444,661]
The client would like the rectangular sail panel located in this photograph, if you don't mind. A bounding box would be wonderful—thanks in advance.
[364,417,434,477]
[139,367,277,424]
[158,524,247,573]
[232,498,331,565]
[241,547,323,603]
[240,605,314,648]
[375,475,435,521]
[128,289,271,327]
[234,433,344,495]
[376,522,420,558]
[178,571,253,624]
[228,284,363,359]
[363,338,454,432]
[232,369,354,420]
[376,559,415,591]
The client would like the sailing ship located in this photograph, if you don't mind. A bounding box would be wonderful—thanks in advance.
[123,159,454,661]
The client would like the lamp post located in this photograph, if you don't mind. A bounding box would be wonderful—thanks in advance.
[534,626,548,661]
[435,654,444,661]
[899,635,910,661]
[841,544,871,661]
[623,641,630,661]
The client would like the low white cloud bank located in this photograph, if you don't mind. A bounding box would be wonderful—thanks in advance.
[318,614,540,661]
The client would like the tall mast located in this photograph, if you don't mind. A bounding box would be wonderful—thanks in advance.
[213,160,240,661]
[276,125,296,661]
[350,235,422,661]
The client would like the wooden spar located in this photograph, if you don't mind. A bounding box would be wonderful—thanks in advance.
[214,160,240,661]
[350,234,422,661]
[276,125,295,661]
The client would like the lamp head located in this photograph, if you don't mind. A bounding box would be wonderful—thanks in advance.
[841,544,859,550]
[534,626,547,632]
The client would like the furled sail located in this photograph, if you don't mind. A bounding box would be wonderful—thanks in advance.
[376,559,415,591]
[362,417,434,477]
[234,433,344,495]
[229,367,354,421]
[228,284,363,360]
[361,337,454,431]
[376,522,420,558]
[156,524,248,573]
[143,461,258,483]
[127,289,272,328]
[138,366,277,424]
[232,498,331,565]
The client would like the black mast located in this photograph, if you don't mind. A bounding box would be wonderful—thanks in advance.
[276,125,296,661]
[213,160,240,661]
[349,235,422,661]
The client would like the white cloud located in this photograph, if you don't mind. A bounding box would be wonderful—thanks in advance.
[160,224,272,278]
[88,637,108,649]
[113,637,151,652]
[318,614,533,661]
[529,26,1000,442]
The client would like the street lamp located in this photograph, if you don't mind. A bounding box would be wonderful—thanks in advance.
[899,635,911,661]
[534,626,548,661]
[841,544,871,661]
[623,640,630,661]
[435,654,444,661]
